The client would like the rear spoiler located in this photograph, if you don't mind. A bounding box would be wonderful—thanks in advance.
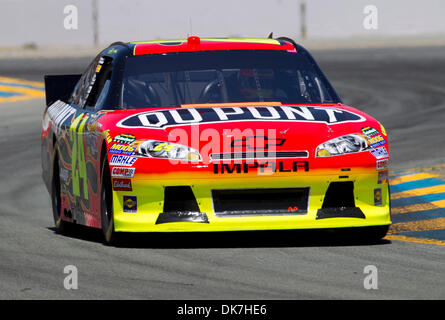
[44,74,81,106]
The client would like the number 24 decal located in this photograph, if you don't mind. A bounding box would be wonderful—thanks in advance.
[69,113,89,200]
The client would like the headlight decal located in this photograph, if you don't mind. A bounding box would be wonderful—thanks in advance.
[132,139,202,161]
[316,134,371,157]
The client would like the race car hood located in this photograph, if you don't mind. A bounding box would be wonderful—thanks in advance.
[101,103,383,163]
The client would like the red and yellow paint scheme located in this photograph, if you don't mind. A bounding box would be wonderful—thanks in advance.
[41,37,391,243]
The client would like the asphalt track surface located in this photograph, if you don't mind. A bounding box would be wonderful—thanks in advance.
[0,46,445,299]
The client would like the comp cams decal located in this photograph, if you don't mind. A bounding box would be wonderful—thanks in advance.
[117,106,366,129]
[111,167,135,178]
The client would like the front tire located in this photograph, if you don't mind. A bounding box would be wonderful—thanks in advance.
[362,225,390,241]
[100,156,119,245]
[343,225,390,243]
[51,149,70,234]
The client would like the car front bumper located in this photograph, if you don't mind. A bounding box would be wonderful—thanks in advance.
[112,167,391,232]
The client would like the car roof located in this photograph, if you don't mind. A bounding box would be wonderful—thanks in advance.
[126,37,296,56]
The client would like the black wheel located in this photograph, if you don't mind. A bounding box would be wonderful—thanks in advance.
[100,156,119,245]
[51,149,70,234]
[345,225,390,243]
[364,225,390,241]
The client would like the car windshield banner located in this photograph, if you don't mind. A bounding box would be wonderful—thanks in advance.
[117,106,365,129]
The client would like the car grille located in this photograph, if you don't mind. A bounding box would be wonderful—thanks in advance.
[212,188,310,216]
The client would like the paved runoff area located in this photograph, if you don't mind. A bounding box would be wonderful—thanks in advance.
[388,167,445,245]
[0,76,44,103]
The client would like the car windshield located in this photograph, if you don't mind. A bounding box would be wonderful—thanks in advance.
[121,50,339,108]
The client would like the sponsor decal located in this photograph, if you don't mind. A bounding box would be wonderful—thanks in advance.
[370,146,389,159]
[111,167,135,178]
[102,129,112,143]
[109,143,136,155]
[112,178,132,191]
[378,169,389,184]
[83,57,104,102]
[85,134,99,158]
[86,121,98,133]
[231,136,285,150]
[113,134,136,144]
[376,158,389,171]
[361,126,379,137]
[86,112,105,132]
[117,106,365,129]
[379,122,387,137]
[107,48,118,55]
[368,134,386,148]
[213,160,309,174]
[59,167,69,183]
[374,188,382,206]
[109,155,137,166]
[123,196,137,213]
[47,100,76,135]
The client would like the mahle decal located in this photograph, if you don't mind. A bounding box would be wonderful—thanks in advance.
[109,155,137,166]
[370,147,388,159]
